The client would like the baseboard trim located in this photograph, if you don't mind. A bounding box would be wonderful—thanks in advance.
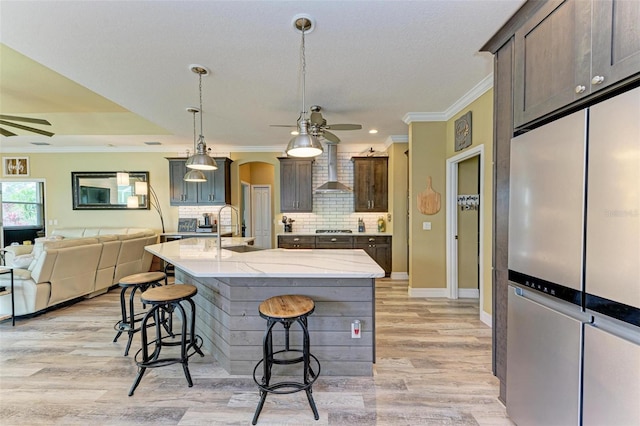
[458,288,479,298]
[408,287,448,298]
[390,272,409,280]
[480,311,492,327]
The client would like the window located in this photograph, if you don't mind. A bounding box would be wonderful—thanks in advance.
[1,181,45,227]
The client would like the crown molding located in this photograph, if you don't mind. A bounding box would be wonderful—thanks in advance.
[384,135,408,149]
[402,72,494,124]
[443,73,493,120]
[402,112,447,124]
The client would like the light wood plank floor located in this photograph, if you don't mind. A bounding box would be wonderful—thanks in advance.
[0,279,513,425]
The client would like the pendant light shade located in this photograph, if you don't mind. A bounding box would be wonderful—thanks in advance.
[184,169,207,182]
[285,15,323,158]
[185,65,217,171]
[116,172,130,186]
[286,119,323,157]
[186,136,217,170]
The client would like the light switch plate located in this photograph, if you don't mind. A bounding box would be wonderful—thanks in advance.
[422,222,431,230]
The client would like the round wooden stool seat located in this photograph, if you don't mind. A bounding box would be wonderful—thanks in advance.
[141,284,197,304]
[119,271,167,286]
[259,295,315,319]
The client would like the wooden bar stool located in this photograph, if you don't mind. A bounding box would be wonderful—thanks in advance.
[128,284,204,396]
[252,294,321,424]
[113,271,167,356]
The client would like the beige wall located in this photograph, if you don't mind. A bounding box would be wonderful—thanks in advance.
[409,121,448,289]
[0,152,176,234]
[407,89,494,316]
[447,90,494,314]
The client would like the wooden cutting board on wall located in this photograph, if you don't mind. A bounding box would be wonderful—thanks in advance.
[417,176,441,215]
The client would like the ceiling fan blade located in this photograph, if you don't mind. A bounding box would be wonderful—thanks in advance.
[0,114,51,126]
[326,124,362,131]
[322,130,341,143]
[310,111,324,126]
[0,127,18,137]
[0,120,55,137]
[270,124,297,128]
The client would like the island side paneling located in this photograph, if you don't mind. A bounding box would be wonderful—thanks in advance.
[175,269,375,376]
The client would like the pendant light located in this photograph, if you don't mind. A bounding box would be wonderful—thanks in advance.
[184,107,207,182]
[285,15,323,158]
[185,64,217,170]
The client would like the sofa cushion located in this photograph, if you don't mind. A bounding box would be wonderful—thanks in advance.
[12,254,34,269]
[51,228,85,238]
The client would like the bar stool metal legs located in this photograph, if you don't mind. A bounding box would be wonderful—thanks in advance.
[113,271,166,356]
[128,284,204,396]
[252,295,321,424]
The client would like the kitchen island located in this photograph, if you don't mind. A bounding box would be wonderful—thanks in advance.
[145,237,384,376]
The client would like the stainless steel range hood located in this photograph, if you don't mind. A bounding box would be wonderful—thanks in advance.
[315,143,352,193]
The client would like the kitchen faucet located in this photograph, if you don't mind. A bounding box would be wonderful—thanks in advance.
[217,204,239,252]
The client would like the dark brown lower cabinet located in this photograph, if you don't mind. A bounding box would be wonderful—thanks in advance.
[277,234,391,277]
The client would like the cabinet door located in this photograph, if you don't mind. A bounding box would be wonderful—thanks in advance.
[354,236,391,275]
[211,158,232,205]
[353,157,388,212]
[295,160,313,212]
[169,160,197,205]
[279,158,313,212]
[370,158,388,212]
[198,168,217,204]
[353,159,371,211]
[513,0,591,128]
[591,0,640,92]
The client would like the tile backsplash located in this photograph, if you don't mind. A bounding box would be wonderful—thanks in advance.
[178,149,389,233]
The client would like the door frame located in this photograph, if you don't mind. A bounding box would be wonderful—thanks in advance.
[241,181,251,237]
[445,145,484,309]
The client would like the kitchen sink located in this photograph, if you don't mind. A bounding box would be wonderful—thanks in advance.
[224,245,264,253]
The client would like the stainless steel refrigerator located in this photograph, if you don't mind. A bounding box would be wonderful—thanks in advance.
[507,87,640,425]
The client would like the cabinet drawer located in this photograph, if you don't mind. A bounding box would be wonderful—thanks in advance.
[316,236,353,249]
[278,235,316,249]
[353,236,390,246]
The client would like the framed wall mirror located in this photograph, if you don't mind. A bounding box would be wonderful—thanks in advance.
[72,171,150,210]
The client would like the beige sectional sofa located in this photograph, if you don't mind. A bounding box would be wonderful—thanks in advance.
[1,227,158,317]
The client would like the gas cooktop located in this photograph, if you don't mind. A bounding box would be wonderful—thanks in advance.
[315,230,353,234]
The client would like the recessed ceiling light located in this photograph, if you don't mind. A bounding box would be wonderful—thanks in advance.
[144,141,162,145]
[290,130,299,136]
[369,129,378,134]
[31,142,50,145]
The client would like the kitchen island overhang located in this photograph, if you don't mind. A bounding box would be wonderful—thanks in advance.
[145,238,384,376]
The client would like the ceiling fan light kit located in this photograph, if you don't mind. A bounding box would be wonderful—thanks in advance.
[185,64,217,171]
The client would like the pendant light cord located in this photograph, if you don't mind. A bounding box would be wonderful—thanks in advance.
[301,19,307,119]
[192,110,197,153]
[198,73,204,141]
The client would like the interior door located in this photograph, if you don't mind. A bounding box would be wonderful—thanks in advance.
[251,185,271,249]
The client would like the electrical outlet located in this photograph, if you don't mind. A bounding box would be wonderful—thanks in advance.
[351,320,361,339]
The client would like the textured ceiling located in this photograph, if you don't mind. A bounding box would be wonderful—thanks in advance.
[0,0,524,153]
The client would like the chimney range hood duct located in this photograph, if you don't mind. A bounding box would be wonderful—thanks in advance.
[315,143,352,193]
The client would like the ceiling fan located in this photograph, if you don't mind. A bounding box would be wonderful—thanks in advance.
[272,105,361,143]
[0,114,54,137]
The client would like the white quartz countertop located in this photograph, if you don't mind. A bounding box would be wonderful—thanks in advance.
[145,238,385,279]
